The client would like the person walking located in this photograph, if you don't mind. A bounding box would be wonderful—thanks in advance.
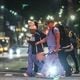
[24,21,46,76]
[36,20,64,77]
[58,25,73,77]
[69,31,79,74]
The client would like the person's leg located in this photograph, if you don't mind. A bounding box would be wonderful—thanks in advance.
[70,50,79,73]
[40,53,59,77]
[33,53,44,73]
[34,63,38,73]
[54,56,65,76]
[27,54,35,75]
[59,50,72,76]
[34,53,44,73]
[24,52,34,76]
[26,45,35,76]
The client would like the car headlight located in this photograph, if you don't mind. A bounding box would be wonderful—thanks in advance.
[0,47,3,52]
[3,47,8,51]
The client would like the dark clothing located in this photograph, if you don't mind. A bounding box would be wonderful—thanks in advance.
[27,30,46,75]
[70,49,79,71]
[59,50,72,72]
[60,36,71,47]
[70,36,79,72]
[59,36,72,75]
[59,34,79,74]
[29,30,46,54]
[70,36,77,48]
[34,64,38,73]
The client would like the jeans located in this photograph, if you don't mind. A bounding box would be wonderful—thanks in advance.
[27,45,43,75]
[58,50,72,73]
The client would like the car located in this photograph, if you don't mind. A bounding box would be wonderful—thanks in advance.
[0,44,3,53]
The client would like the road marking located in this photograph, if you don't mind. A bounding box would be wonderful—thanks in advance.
[4,73,13,76]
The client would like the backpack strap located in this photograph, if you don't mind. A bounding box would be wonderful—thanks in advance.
[52,28,54,35]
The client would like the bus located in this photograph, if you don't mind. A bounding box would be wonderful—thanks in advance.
[0,37,10,53]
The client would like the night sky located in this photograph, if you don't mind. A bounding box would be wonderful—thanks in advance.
[3,0,79,18]
[4,0,66,18]
[0,0,79,37]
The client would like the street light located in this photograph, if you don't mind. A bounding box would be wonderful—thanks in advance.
[11,11,15,14]
[62,6,64,9]
[22,27,27,32]
[30,16,34,20]
[14,12,18,16]
[70,15,76,21]
[46,15,54,20]
[24,24,28,28]
[0,5,5,9]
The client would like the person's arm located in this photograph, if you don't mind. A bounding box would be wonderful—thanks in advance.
[38,30,46,39]
[53,28,60,52]
[55,31,60,49]
[64,43,74,52]
[35,30,46,45]
[62,45,71,49]
[35,38,46,45]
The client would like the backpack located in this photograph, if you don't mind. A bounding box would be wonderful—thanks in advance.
[52,25,74,52]
[51,25,66,46]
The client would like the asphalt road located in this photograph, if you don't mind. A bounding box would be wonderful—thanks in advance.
[0,76,80,80]
[0,72,80,80]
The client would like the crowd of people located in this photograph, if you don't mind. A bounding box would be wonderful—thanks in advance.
[23,20,79,78]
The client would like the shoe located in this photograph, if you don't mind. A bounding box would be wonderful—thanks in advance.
[23,73,35,77]
[36,73,44,77]
[65,71,72,77]
[74,70,79,74]
[23,73,29,77]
